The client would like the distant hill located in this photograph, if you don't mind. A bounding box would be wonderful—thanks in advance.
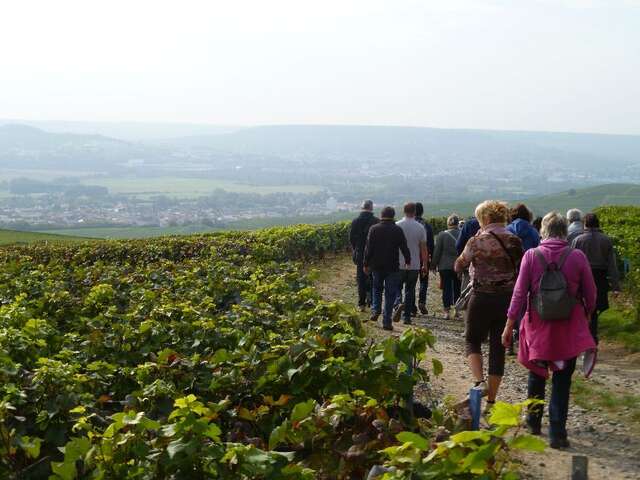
[0,229,92,245]
[169,125,640,171]
[0,124,162,171]
[423,183,640,217]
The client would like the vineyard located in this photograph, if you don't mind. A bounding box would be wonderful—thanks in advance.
[595,206,640,349]
[0,222,545,479]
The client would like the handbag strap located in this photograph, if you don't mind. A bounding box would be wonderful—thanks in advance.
[487,231,517,273]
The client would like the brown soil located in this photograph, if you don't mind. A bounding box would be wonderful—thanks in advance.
[312,254,640,480]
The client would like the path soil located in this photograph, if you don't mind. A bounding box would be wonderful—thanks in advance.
[313,254,640,480]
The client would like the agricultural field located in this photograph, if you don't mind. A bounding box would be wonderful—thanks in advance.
[0,223,539,479]
[0,229,90,245]
[81,176,323,198]
[595,205,640,351]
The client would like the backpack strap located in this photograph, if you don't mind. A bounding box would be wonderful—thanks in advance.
[556,247,573,271]
[533,248,548,269]
[488,231,517,272]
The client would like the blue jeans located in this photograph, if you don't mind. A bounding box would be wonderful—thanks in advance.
[396,270,419,322]
[372,270,401,327]
[439,269,461,309]
[527,358,576,441]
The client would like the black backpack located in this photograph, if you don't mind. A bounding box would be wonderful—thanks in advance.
[532,248,577,321]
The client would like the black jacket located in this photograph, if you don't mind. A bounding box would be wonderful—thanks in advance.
[572,228,620,291]
[349,211,379,261]
[364,219,411,272]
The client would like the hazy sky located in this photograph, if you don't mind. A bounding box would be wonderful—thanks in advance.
[2,0,639,134]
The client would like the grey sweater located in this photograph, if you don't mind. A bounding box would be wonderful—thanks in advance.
[433,228,460,271]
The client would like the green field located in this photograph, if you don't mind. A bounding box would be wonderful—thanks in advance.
[81,176,323,197]
[0,229,90,245]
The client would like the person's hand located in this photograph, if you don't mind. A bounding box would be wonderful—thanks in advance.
[405,263,411,270]
[501,326,512,348]
[363,265,370,275]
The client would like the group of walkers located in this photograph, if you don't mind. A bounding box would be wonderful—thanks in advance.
[349,200,620,449]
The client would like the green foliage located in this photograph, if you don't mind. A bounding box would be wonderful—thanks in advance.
[380,400,545,479]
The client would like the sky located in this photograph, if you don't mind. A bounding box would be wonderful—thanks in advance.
[1,0,639,134]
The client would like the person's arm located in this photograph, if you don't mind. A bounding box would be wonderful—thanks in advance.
[419,240,428,274]
[363,229,375,272]
[399,230,411,267]
[432,233,442,270]
[580,250,598,315]
[349,220,358,250]
[502,251,532,346]
[454,237,474,273]
[607,241,621,292]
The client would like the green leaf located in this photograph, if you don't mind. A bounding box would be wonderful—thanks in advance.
[18,436,42,459]
[431,358,443,376]
[204,423,222,442]
[290,399,316,422]
[167,439,188,459]
[51,460,76,480]
[488,401,522,426]
[396,431,429,450]
[510,434,546,452]
[450,430,489,444]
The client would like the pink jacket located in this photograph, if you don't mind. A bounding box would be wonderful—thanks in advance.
[507,239,597,378]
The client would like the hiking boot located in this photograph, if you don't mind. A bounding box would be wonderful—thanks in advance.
[392,304,404,323]
[550,437,570,449]
[527,423,542,436]
[382,324,394,331]
[418,303,428,315]
[483,400,495,416]
[444,308,451,320]
[370,312,380,323]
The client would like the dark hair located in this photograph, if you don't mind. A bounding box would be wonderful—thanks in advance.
[511,203,532,222]
[584,213,600,229]
[361,199,374,211]
[532,216,543,232]
[415,202,424,217]
[381,206,395,219]
[404,202,416,216]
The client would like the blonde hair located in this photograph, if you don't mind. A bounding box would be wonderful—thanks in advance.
[541,211,568,240]
[475,200,509,227]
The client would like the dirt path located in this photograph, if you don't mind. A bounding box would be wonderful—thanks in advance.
[313,254,640,480]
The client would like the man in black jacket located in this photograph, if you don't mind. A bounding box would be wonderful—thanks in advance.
[572,213,620,344]
[349,200,379,311]
[364,206,411,330]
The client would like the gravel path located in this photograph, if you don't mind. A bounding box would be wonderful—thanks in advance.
[314,254,640,480]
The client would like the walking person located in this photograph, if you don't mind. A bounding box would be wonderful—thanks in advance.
[349,200,379,311]
[502,212,596,449]
[455,201,523,411]
[456,216,481,291]
[393,203,428,325]
[415,202,434,315]
[506,203,540,354]
[572,213,621,344]
[363,206,411,331]
[432,214,461,319]
[566,209,584,244]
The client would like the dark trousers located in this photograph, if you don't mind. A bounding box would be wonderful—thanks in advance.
[590,311,599,345]
[355,260,372,306]
[396,270,419,322]
[418,272,429,305]
[372,270,401,328]
[527,358,576,441]
[439,269,461,309]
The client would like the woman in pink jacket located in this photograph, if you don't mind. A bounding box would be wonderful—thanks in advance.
[502,212,596,449]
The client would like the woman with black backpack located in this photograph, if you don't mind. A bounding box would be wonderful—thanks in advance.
[501,212,597,449]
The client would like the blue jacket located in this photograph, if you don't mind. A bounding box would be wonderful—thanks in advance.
[507,218,540,252]
[456,217,480,255]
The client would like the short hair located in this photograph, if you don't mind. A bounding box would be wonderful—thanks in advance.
[447,214,459,227]
[541,212,568,240]
[566,209,583,223]
[415,202,424,217]
[361,199,374,211]
[403,202,416,216]
[475,200,509,227]
[584,213,600,229]
[532,216,543,232]
[511,203,532,222]
[381,206,395,219]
